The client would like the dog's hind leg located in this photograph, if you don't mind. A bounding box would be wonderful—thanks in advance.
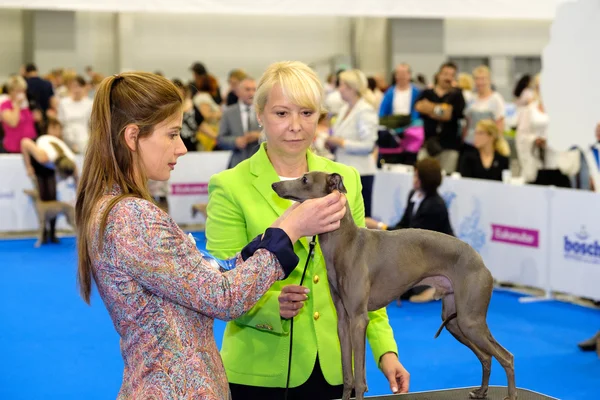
[458,315,516,400]
[348,311,369,400]
[441,294,492,399]
[332,290,354,400]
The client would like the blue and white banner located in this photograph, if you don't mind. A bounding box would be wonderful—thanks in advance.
[372,172,549,290]
[549,188,600,300]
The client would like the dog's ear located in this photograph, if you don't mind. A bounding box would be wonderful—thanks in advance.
[327,173,347,194]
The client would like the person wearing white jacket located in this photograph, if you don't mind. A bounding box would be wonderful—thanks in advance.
[327,69,378,217]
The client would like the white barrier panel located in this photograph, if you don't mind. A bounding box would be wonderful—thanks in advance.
[372,171,550,290]
[166,151,232,226]
[0,155,82,233]
[0,151,231,232]
[550,188,600,301]
[447,178,549,289]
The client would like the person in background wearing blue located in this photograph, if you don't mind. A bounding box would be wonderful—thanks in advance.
[379,63,421,122]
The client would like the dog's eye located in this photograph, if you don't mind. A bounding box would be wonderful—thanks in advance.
[302,176,308,184]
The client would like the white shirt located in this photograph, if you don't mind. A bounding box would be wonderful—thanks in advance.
[330,98,378,176]
[239,102,256,133]
[36,135,76,169]
[392,87,412,116]
[465,92,506,144]
[58,96,93,153]
[325,90,345,116]
[410,190,425,215]
[515,101,558,181]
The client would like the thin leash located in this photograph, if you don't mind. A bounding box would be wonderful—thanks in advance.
[284,235,317,400]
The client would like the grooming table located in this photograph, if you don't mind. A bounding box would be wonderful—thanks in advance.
[345,386,558,400]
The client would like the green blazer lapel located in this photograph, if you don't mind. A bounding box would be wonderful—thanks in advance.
[249,145,331,254]
[250,143,292,219]
[307,149,329,173]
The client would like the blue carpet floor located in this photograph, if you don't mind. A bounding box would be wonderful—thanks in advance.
[1,233,599,400]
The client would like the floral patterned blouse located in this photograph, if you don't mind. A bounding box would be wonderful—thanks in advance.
[89,186,295,399]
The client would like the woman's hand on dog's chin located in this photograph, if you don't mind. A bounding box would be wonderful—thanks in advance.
[275,191,346,244]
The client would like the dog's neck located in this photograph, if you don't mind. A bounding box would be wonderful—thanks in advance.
[318,204,358,245]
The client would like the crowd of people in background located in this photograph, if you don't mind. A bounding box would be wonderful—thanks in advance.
[1,57,598,354]
[2,59,599,237]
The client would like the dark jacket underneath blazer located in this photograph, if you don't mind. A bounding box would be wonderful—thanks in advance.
[390,190,454,236]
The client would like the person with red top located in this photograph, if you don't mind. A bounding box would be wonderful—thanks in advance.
[1,75,39,153]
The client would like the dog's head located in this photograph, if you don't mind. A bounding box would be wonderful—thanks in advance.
[271,171,347,202]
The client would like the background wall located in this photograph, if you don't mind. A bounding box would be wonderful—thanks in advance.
[0,9,551,92]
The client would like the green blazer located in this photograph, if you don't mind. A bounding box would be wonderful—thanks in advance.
[206,143,398,388]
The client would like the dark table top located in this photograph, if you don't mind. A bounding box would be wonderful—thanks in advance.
[342,386,558,400]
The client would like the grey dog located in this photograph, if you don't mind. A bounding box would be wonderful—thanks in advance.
[23,189,76,248]
[271,171,516,400]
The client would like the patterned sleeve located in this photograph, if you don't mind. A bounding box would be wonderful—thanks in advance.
[105,198,287,321]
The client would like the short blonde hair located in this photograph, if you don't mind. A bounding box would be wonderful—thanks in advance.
[457,73,474,91]
[254,61,326,117]
[339,69,376,107]
[6,75,27,92]
[472,65,491,78]
[476,119,510,157]
[62,69,77,86]
[228,69,247,81]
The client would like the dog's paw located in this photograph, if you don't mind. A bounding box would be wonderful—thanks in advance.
[469,388,488,399]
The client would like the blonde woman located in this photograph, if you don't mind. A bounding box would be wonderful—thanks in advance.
[459,119,510,181]
[206,61,409,399]
[457,73,475,106]
[464,66,506,148]
[327,69,379,217]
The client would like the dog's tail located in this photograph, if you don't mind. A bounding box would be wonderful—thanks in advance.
[434,312,457,339]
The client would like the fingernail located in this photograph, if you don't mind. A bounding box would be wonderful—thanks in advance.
[392,387,398,393]
[304,288,310,294]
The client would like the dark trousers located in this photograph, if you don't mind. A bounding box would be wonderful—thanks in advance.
[229,357,352,400]
[31,157,58,240]
[360,175,374,218]
[31,157,57,201]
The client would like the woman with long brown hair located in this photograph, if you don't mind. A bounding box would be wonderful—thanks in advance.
[75,72,346,398]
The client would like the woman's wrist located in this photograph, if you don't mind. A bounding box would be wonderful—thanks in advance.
[278,220,300,244]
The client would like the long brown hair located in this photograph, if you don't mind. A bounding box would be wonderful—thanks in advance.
[76,72,183,304]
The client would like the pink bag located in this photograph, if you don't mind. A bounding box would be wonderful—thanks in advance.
[378,124,424,155]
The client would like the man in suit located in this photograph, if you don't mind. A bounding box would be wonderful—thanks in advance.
[217,77,262,168]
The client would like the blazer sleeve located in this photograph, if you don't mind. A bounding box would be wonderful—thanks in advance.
[389,190,415,230]
[409,199,448,232]
[106,198,292,321]
[459,152,475,178]
[217,112,237,150]
[346,167,399,364]
[206,172,293,335]
[343,107,378,155]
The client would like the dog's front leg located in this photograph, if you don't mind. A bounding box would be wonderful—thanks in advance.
[348,311,369,400]
[332,290,354,400]
[35,214,46,248]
